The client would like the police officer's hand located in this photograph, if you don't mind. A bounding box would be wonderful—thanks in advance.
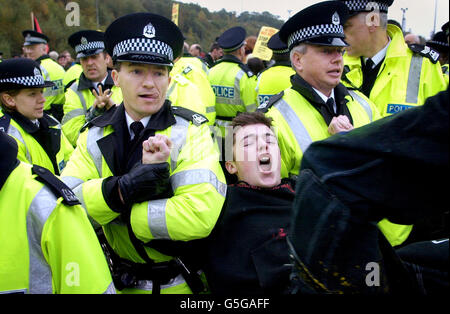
[142,134,173,164]
[328,115,354,135]
[116,162,172,208]
[92,85,115,110]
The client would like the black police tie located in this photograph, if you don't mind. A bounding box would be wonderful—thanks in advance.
[326,97,336,114]
[364,58,375,72]
[130,121,144,142]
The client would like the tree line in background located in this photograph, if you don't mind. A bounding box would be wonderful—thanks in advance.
[0,0,284,58]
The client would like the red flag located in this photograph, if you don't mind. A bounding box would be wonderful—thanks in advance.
[31,12,49,53]
[33,15,42,33]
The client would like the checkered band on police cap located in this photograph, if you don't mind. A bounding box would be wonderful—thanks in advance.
[112,37,174,61]
[0,74,45,87]
[343,0,390,13]
[75,41,105,54]
[288,24,344,48]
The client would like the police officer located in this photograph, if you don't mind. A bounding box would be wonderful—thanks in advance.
[0,58,74,175]
[256,32,296,106]
[22,30,65,121]
[426,31,449,77]
[208,26,258,159]
[0,131,115,294]
[258,1,379,179]
[168,45,216,125]
[338,0,447,117]
[61,13,226,294]
[62,30,123,147]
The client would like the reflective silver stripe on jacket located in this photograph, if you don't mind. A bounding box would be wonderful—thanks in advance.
[406,55,424,104]
[169,116,189,171]
[86,126,104,177]
[148,199,170,239]
[103,281,116,294]
[62,108,85,125]
[71,83,88,112]
[7,124,32,163]
[27,185,58,294]
[148,169,227,240]
[347,90,373,121]
[170,169,227,198]
[274,99,312,153]
[60,176,90,222]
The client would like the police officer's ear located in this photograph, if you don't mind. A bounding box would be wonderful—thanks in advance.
[365,11,381,31]
[224,160,238,176]
[291,48,304,72]
[111,66,120,88]
[0,92,17,110]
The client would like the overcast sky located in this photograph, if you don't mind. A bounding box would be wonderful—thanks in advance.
[177,0,449,39]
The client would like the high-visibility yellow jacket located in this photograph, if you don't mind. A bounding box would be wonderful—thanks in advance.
[168,57,216,124]
[0,160,114,294]
[256,61,295,106]
[208,55,258,135]
[63,63,83,90]
[62,71,123,147]
[0,110,73,175]
[259,77,380,179]
[261,75,410,247]
[37,56,65,112]
[342,24,447,117]
[61,102,226,294]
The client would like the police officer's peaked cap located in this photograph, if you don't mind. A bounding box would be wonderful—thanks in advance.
[442,21,449,37]
[22,30,49,46]
[217,27,247,52]
[104,13,184,67]
[267,32,289,54]
[427,31,449,51]
[0,58,54,92]
[279,1,349,50]
[68,30,106,59]
[337,0,394,16]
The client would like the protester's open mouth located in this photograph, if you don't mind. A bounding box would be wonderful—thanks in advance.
[258,155,272,172]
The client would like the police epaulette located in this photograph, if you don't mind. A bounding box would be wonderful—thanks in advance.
[256,91,284,113]
[32,165,81,206]
[0,114,11,133]
[238,63,255,78]
[408,44,440,64]
[182,66,192,75]
[172,106,209,126]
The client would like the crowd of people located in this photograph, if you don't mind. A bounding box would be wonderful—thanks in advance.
[0,0,448,295]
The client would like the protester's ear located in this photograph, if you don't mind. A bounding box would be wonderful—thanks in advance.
[225,160,238,175]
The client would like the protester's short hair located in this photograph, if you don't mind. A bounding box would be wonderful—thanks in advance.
[231,111,273,129]
[209,42,221,52]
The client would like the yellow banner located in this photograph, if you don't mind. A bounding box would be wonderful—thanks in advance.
[172,3,179,25]
[252,26,279,61]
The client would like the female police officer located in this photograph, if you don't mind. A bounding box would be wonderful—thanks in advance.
[0,58,74,175]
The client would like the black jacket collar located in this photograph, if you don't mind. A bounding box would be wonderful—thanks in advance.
[77,69,115,91]
[4,110,57,134]
[290,74,353,126]
[215,54,243,66]
[35,54,50,64]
